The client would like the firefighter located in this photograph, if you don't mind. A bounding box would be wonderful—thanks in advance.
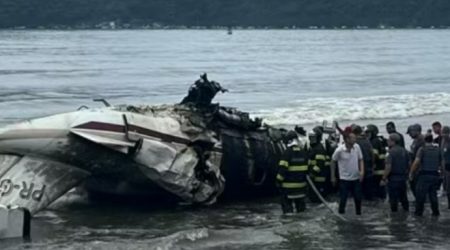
[366,124,388,200]
[276,130,310,213]
[308,126,332,202]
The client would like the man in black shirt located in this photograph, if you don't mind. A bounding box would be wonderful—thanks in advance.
[441,126,450,209]
[410,133,443,216]
[353,125,375,200]
[432,121,442,145]
[386,121,405,148]
[407,123,425,198]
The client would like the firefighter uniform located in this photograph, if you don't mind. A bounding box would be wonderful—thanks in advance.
[372,136,387,200]
[277,143,309,213]
[308,142,332,202]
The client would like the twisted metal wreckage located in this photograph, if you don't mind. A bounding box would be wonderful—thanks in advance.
[0,74,290,215]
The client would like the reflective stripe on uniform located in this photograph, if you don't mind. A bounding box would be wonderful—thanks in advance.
[287,194,306,199]
[325,161,331,166]
[279,160,289,167]
[282,182,307,188]
[292,146,301,151]
[276,174,284,181]
[289,165,309,171]
[374,170,385,176]
[315,154,326,161]
[379,154,386,160]
[314,176,326,182]
[373,149,379,155]
[309,160,317,166]
[313,165,321,173]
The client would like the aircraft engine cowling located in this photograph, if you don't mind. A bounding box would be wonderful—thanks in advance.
[219,128,284,199]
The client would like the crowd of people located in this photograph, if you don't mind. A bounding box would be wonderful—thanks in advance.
[276,120,450,217]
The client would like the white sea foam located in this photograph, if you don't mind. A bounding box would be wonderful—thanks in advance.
[255,92,450,125]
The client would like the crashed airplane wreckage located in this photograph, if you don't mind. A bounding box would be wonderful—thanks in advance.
[0,74,289,215]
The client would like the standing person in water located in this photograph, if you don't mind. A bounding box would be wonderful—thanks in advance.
[353,125,375,201]
[331,132,364,215]
[381,134,410,212]
[276,131,309,214]
[410,133,443,216]
[440,126,450,209]
[366,124,388,200]
[431,121,444,195]
[308,126,332,201]
[407,124,425,198]
[386,121,405,148]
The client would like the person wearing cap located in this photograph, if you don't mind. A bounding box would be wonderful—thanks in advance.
[386,121,405,148]
[276,130,310,214]
[366,124,388,200]
[331,132,364,215]
[409,133,443,216]
[308,126,332,202]
[353,125,376,201]
[432,121,443,145]
[381,134,410,212]
[440,126,450,209]
[407,123,425,197]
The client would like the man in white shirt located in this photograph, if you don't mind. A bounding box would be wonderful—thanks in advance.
[331,132,365,215]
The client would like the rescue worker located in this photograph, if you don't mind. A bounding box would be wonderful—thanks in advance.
[431,121,444,195]
[407,124,425,197]
[308,126,332,202]
[276,130,309,214]
[410,133,443,216]
[326,123,341,194]
[353,125,375,200]
[381,134,410,212]
[331,132,364,215]
[366,124,387,200]
[386,121,405,148]
[440,126,450,209]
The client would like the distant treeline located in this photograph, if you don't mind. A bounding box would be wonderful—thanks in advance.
[1,0,450,29]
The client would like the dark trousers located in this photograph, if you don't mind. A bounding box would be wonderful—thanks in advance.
[339,179,362,215]
[445,171,450,209]
[281,195,306,214]
[387,180,409,212]
[415,175,440,216]
[373,175,387,200]
[362,176,375,201]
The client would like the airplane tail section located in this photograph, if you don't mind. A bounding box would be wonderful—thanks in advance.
[0,154,90,215]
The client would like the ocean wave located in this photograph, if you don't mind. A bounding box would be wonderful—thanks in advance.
[255,92,450,125]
